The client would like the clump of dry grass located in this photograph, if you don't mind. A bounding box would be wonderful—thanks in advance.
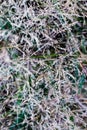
[0,0,87,130]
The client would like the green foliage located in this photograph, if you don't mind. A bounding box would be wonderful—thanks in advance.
[52,0,58,4]
[72,51,80,58]
[73,65,79,80]
[70,116,74,122]
[0,18,4,28]
[66,64,79,83]
[78,74,86,92]
[8,48,19,59]
[0,17,12,30]
[9,111,28,130]
[80,39,87,54]
[16,92,23,106]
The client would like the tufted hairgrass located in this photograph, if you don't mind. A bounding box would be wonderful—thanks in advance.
[0,0,87,130]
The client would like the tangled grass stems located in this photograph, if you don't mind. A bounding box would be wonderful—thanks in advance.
[0,0,87,130]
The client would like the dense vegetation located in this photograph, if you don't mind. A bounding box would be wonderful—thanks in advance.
[0,0,87,130]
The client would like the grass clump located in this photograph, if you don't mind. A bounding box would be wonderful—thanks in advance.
[0,0,87,130]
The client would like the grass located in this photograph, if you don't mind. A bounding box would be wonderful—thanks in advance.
[0,0,87,130]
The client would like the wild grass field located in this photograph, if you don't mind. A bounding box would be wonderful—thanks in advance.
[0,0,87,130]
